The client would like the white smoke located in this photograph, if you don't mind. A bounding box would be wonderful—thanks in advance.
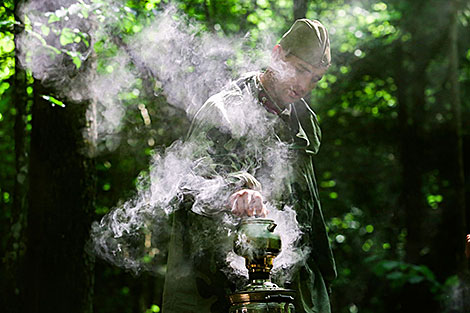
[222,205,307,285]
[269,205,310,285]
[17,0,312,282]
[17,1,273,154]
[90,87,305,274]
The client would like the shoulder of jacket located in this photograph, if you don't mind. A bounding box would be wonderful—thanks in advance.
[297,98,318,120]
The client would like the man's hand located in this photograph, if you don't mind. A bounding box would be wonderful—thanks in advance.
[229,189,268,217]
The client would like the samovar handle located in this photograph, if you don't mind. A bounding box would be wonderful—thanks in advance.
[267,222,277,232]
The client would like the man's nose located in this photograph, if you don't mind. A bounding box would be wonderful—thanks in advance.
[296,77,311,95]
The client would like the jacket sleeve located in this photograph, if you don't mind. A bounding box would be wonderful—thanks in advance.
[183,95,263,216]
[291,100,337,283]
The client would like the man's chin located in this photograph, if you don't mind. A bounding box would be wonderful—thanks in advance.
[281,97,300,105]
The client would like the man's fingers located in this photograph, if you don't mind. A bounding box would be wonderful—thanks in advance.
[229,193,237,207]
[242,192,249,212]
[231,197,241,216]
[241,192,253,216]
[230,191,245,216]
[256,204,268,218]
[250,195,263,217]
[228,189,266,217]
[236,194,244,215]
[256,205,268,218]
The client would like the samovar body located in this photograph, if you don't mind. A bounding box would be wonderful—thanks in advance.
[228,218,296,313]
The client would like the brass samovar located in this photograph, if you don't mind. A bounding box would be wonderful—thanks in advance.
[228,218,296,313]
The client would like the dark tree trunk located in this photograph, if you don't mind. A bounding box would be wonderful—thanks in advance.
[24,81,95,313]
[4,56,28,313]
[445,1,469,311]
[395,45,427,264]
[395,0,440,265]
[392,1,468,311]
[448,0,466,271]
[2,2,30,311]
[402,65,427,264]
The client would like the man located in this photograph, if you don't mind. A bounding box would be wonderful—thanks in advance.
[162,19,336,313]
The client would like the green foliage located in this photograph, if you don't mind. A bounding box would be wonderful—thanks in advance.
[1,0,470,312]
[373,260,440,291]
[41,95,65,107]
[0,0,16,258]
[20,0,95,70]
[144,304,161,313]
[0,28,14,82]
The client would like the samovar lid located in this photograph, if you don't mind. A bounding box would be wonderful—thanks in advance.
[240,218,275,224]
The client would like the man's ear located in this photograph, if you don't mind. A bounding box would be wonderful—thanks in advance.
[272,44,285,60]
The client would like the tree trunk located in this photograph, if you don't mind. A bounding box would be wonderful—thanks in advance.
[403,66,427,264]
[448,0,466,271]
[2,2,30,311]
[24,81,95,313]
[447,1,469,311]
[3,57,28,313]
[395,43,427,264]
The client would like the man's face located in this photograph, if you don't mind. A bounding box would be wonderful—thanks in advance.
[269,48,327,106]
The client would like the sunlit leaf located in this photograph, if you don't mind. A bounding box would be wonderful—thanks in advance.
[59,27,76,46]
[72,56,81,69]
[47,13,61,24]
[41,95,65,107]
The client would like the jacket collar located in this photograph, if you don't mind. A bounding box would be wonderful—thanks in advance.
[256,74,284,115]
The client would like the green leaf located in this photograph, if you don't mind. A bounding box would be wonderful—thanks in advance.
[60,28,76,46]
[40,25,50,36]
[47,13,61,24]
[80,8,89,19]
[381,260,400,270]
[0,35,15,53]
[142,255,153,263]
[409,276,425,284]
[247,13,259,24]
[417,265,436,281]
[0,20,20,28]
[41,95,65,107]
[72,56,82,69]
[23,14,32,32]
[386,271,403,280]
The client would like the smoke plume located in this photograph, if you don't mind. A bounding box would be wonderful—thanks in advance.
[17,0,310,282]
[17,1,272,153]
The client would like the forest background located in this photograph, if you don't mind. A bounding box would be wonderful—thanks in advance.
[1,0,470,312]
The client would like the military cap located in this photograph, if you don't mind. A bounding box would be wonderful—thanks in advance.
[279,19,331,68]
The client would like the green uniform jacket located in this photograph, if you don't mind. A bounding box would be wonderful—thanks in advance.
[162,72,336,313]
